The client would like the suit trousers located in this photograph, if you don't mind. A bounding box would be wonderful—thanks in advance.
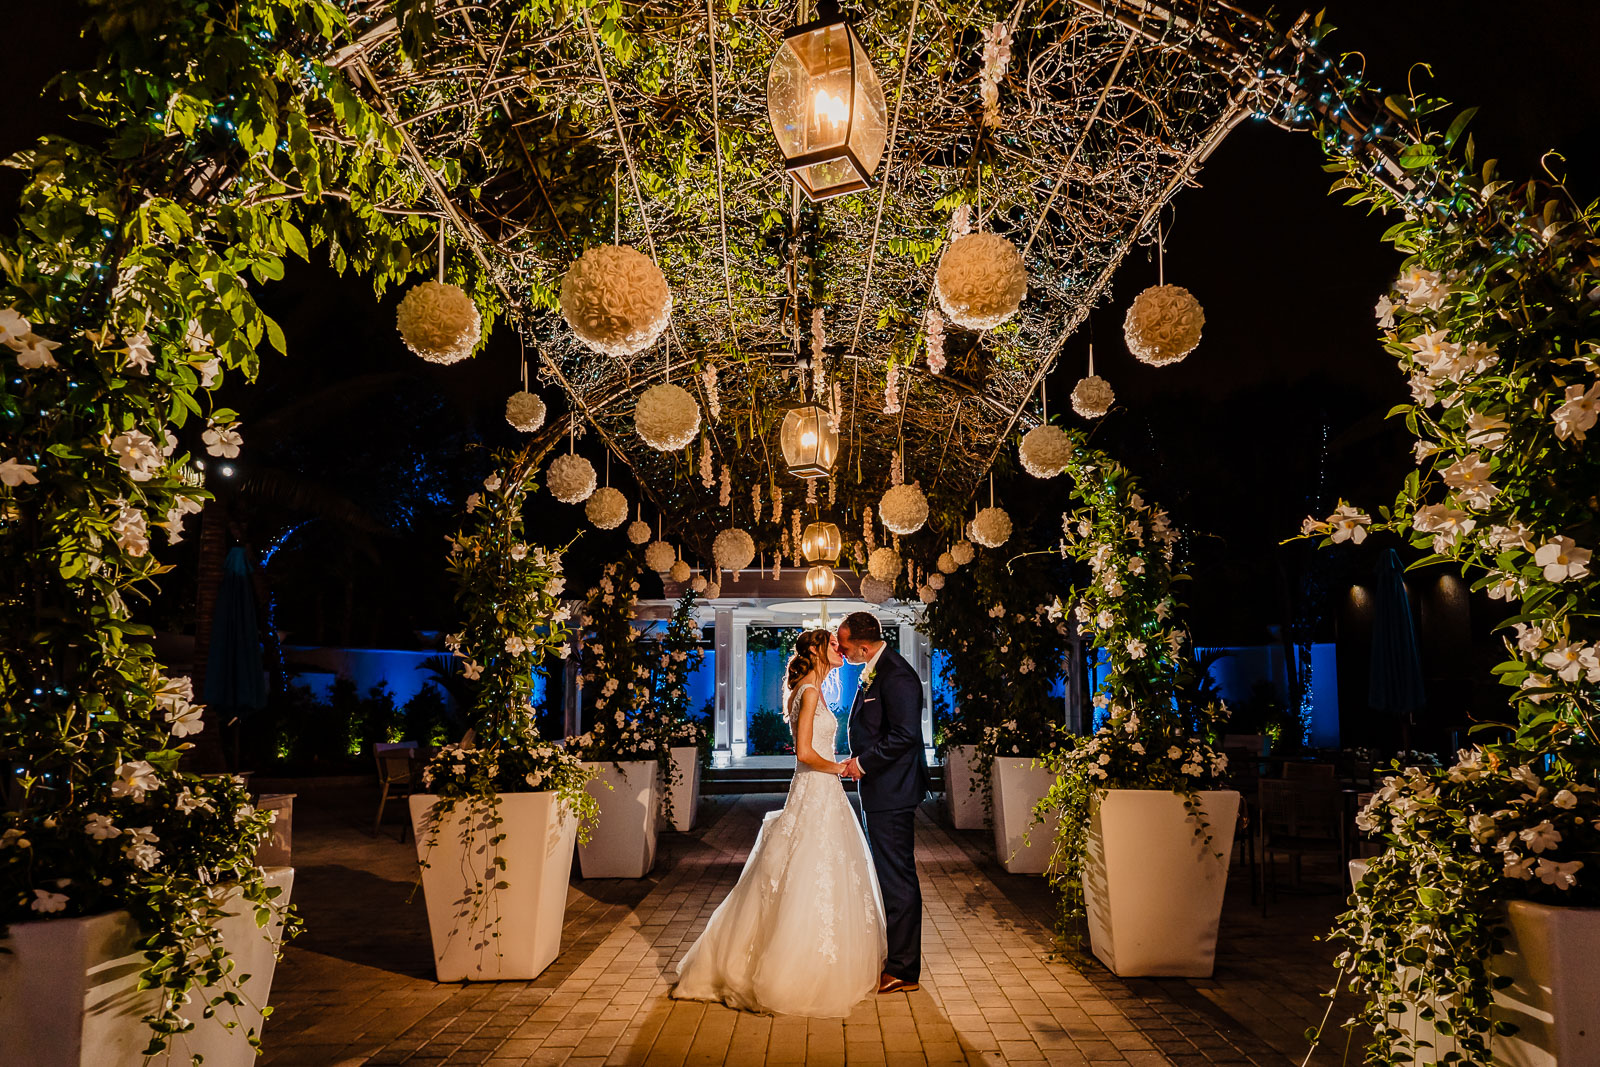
[863,804,921,982]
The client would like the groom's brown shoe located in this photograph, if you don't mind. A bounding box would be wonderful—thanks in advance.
[877,972,919,994]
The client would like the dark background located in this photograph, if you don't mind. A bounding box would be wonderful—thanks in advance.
[4,1,1597,749]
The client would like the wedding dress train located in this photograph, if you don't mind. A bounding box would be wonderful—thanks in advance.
[671,684,887,1017]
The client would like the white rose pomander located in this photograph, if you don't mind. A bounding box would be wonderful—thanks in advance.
[633,383,701,451]
[918,584,937,604]
[879,483,929,535]
[713,528,756,573]
[950,540,975,566]
[396,280,482,364]
[668,559,691,584]
[934,231,1027,329]
[868,546,901,582]
[506,390,547,432]
[1070,375,1114,418]
[585,486,628,529]
[559,244,672,357]
[690,574,708,594]
[1019,424,1073,478]
[928,572,946,590]
[969,506,1012,548]
[546,453,596,504]
[645,540,677,573]
[1124,284,1204,366]
[936,551,958,574]
[626,519,651,545]
[860,576,894,604]
[704,580,722,600]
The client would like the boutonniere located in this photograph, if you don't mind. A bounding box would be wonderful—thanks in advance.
[861,667,878,690]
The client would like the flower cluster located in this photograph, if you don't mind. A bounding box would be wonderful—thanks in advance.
[419,738,594,831]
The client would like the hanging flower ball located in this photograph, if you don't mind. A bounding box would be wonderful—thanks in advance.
[559,244,672,357]
[934,232,1028,330]
[704,580,722,600]
[690,574,708,594]
[1071,375,1115,418]
[879,483,929,535]
[627,520,651,545]
[669,559,691,584]
[396,280,483,365]
[505,390,547,433]
[918,584,937,604]
[1019,424,1074,479]
[950,540,975,567]
[546,454,596,504]
[1124,284,1204,366]
[585,486,628,530]
[713,528,756,573]
[645,540,676,573]
[861,575,894,605]
[968,506,1012,548]
[928,572,946,590]
[868,546,901,582]
[634,383,701,451]
[936,551,957,574]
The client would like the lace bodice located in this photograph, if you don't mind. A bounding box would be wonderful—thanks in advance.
[789,683,837,765]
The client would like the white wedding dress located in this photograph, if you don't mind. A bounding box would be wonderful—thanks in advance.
[671,683,888,1017]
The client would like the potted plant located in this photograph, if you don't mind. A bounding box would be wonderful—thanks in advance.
[651,589,709,832]
[569,557,665,878]
[933,693,987,831]
[409,451,598,982]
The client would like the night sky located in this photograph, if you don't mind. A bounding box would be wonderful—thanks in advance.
[4,2,1598,673]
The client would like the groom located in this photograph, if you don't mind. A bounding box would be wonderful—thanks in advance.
[836,611,930,995]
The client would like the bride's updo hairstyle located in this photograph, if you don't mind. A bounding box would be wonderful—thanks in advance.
[782,629,833,721]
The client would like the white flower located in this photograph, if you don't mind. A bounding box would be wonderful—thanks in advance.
[110,428,164,481]
[1413,439,1438,464]
[1374,295,1396,328]
[1486,574,1522,602]
[1519,820,1562,853]
[1394,265,1447,310]
[1465,411,1509,450]
[165,702,205,737]
[1125,639,1146,660]
[164,495,203,545]
[30,889,69,914]
[1553,789,1578,810]
[1503,853,1536,880]
[1487,524,1532,552]
[1412,504,1475,552]
[0,457,39,487]
[465,493,481,513]
[111,504,150,557]
[1408,328,1460,374]
[124,332,156,374]
[1127,556,1145,575]
[1095,609,1114,629]
[124,841,163,870]
[0,307,30,346]
[110,760,160,801]
[483,473,504,493]
[83,813,120,840]
[1467,813,1498,841]
[505,635,527,655]
[510,543,528,561]
[1536,858,1583,889]
[1552,382,1600,442]
[197,358,220,387]
[1542,642,1588,683]
[1168,747,1183,760]
[201,420,242,459]
[1441,454,1498,509]
[1513,622,1545,654]
[175,787,214,814]
[14,333,61,369]
[1534,537,1591,582]
[1326,504,1371,544]
[123,825,158,847]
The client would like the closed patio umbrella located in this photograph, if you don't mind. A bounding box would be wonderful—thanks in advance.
[204,546,268,722]
[1368,548,1425,722]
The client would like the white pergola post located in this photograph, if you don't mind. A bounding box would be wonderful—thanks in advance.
[730,619,749,753]
[899,622,934,749]
[713,607,734,752]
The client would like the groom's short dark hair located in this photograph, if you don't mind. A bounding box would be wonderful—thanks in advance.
[839,611,881,643]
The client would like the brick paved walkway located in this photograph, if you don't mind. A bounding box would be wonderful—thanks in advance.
[258,783,1357,1066]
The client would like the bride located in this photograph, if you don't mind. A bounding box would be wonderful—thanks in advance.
[671,628,887,1017]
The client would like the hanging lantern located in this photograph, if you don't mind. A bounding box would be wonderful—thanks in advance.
[766,0,888,201]
[801,521,843,564]
[779,404,839,479]
[805,565,838,597]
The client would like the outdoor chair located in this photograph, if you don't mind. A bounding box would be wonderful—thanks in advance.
[373,741,419,841]
[1256,778,1346,913]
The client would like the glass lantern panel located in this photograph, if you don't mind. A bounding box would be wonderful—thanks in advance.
[845,31,888,176]
[768,23,854,162]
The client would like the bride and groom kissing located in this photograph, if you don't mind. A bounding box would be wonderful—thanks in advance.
[671,611,932,1018]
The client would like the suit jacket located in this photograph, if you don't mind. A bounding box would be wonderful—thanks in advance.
[847,647,931,812]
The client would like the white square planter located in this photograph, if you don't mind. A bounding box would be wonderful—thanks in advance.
[578,760,660,879]
[944,745,987,831]
[0,866,294,1067]
[1084,789,1239,977]
[409,791,577,981]
[665,746,702,832]
[1349,858,1600,1066]
[991,756,1061,875]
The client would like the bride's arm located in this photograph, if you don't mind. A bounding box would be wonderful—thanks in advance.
[793,687,844,775]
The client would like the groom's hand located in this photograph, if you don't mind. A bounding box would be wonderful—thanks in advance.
[841,757,865,780]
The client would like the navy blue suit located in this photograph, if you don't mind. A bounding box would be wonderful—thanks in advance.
[847,646,929,982]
